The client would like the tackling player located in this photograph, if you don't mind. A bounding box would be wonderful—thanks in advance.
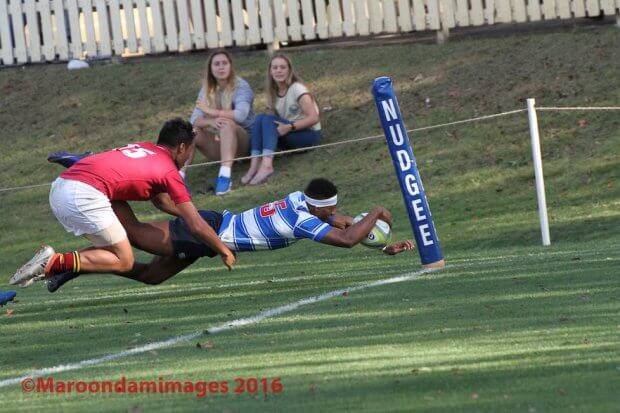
[9,119,236,288]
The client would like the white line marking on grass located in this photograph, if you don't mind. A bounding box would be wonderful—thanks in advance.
[0,268,434,389]
[31,268,402,307]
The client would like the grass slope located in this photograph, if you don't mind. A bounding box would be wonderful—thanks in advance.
[0,23,618,412]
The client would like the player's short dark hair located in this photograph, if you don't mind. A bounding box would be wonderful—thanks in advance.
[304,178,338,200]
[157,118,194,148]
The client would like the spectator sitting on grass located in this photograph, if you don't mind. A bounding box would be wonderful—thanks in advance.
[186,50,255,195]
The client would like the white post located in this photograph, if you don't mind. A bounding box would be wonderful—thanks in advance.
[526,98,551,246]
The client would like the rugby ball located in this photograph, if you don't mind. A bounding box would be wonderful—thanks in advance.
[353,213,392,249]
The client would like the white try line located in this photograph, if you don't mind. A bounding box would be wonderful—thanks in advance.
[0,268,435,389]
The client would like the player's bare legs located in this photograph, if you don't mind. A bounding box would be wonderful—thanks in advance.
[117,255,197,285]
[45,202,201,292]
[47,251,196,292]
[76,238,134,274]
[111,201,175,256]
[10,231,135,286]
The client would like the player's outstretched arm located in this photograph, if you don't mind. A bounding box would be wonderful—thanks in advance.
[176,202,236,270]
[320,206,392,248]
[382,240,415,255]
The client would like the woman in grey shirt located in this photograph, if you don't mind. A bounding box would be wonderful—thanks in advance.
[187,50,255,195]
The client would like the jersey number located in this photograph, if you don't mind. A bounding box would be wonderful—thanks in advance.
[259,200,287,217]
[118,144,156,159]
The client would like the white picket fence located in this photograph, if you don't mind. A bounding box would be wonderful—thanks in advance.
[0,0,618,66]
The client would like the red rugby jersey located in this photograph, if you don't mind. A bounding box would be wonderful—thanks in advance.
[60,142,191,204]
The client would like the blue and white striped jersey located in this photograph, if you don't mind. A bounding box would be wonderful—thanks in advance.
[218,191,332,251]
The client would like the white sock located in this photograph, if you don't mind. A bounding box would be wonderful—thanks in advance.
[219,166,231,178]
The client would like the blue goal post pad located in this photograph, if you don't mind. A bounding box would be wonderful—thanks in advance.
[372,76,444,266]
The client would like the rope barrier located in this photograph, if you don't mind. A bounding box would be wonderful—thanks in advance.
[537,106,620,111]
[188,108,528,168]
[0,106,617,193]
[0,182,54,193]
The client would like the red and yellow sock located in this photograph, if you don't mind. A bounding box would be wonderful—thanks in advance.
[45,251,81,277]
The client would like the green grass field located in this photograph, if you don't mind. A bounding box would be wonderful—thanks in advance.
[0,22,619,412]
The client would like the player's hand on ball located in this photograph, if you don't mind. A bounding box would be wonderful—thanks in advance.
[353,213,392,248]
[374,206,393,227]
[221,250,236,270]
[383,240,415,255]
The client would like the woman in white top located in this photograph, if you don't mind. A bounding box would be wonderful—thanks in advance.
[241,54,321,186]
[187,50,255,195]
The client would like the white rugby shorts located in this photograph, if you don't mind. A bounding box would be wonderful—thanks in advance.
[49,177,127,246]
